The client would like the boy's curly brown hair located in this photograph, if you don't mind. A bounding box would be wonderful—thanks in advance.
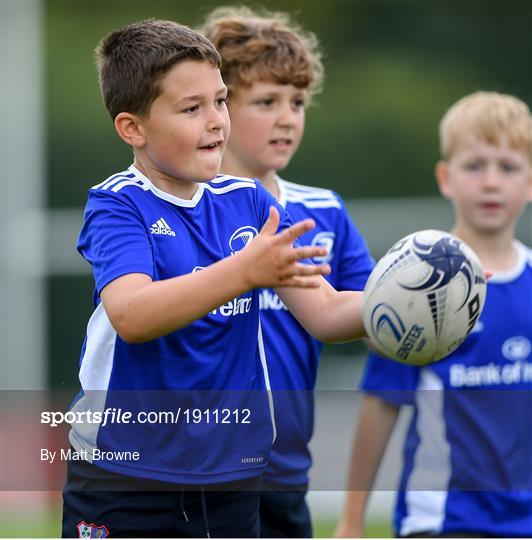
[199,6,323,99]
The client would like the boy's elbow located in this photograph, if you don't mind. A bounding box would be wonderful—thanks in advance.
[117,328,148,344]
[100,276,155,343]
[109,311,148,344]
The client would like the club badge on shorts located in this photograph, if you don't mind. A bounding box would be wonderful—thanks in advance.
[76,521,109,538]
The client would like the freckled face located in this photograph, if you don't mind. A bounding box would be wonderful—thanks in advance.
[224,81,307,179]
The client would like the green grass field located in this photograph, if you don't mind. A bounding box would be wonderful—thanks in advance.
[1,508,61,538]
[315,520,392,538]
[1,507,392,538]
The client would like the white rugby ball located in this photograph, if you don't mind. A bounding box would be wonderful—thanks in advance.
[362,230,487,365]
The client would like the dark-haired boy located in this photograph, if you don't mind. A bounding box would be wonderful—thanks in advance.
[62,19,366,538]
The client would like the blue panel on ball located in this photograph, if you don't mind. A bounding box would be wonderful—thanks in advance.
[401,236,474,303]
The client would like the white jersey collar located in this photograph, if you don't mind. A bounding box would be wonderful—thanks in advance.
[129,164,206,208]
[489,240,530,283]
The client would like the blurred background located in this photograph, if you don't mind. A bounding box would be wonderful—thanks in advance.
[1,0,530,536]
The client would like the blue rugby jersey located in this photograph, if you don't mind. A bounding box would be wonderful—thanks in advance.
[69,165,293,485]
[261,177,374,485]
[362,242,532,537]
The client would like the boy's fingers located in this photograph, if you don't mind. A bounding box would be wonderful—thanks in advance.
[259,206,280,236]
[279,262,331,279]
[289,246,328,262]
[278,275,323,289]
[278,218,316,243]
[484,270,493,280]
[297,262,331,276]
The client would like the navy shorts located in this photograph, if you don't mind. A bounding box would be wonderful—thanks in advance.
[62,458,261,538]
[259,482,312,538]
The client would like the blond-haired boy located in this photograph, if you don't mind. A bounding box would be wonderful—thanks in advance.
[200,7,374,537]
[61,18,370,538]
[336,91,532,538]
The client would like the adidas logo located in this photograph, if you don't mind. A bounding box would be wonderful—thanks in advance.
[150,218,176,236]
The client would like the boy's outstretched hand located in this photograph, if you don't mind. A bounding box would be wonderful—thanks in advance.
[239,206,331,289]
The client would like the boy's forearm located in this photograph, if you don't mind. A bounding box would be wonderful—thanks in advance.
[336,490,369,537]
[318,289,366,343]
[101,253,253,343]
[278,282,366,343]
[338,395,400,534]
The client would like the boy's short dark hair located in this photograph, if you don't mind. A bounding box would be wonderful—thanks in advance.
[95,19,221,120]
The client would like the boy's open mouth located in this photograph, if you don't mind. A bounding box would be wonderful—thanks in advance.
[199,140,223,150]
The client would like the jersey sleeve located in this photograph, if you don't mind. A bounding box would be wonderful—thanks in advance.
[333,196,375,291]
[77,190,154,293]
[360,351,420,406]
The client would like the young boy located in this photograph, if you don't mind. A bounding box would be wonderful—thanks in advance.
[62,19,368,538]
[200,7,374,537]
[335,91,532,538]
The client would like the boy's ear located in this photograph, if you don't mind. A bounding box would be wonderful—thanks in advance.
[435,160,452,199]
[114,112,146,148]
